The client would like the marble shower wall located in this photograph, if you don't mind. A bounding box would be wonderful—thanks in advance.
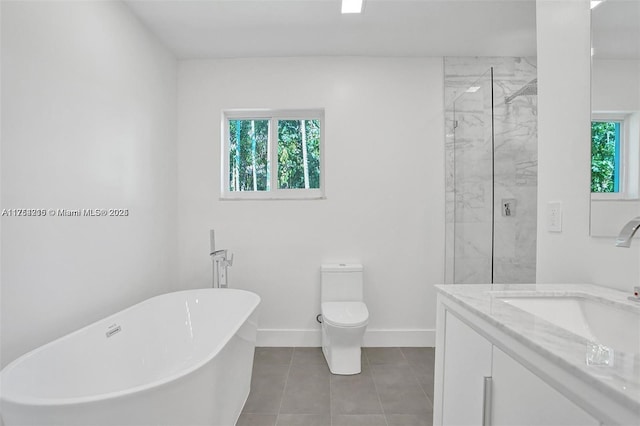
[444,57,538,284]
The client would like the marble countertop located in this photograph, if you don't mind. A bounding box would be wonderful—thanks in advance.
[435,283,640,413]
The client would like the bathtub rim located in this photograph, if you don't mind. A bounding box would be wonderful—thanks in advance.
[0,288,260,408]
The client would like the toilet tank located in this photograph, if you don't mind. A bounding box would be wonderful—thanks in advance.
[321,263,363,302]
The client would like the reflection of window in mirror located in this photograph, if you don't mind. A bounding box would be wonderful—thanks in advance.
[589,0,639,237]
[591,119,621,193]
[591,113,639,200]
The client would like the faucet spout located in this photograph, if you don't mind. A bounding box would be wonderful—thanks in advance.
[210,249,228,258]
[615,216,640,247]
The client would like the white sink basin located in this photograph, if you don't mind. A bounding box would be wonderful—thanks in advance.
[497,295,640,355]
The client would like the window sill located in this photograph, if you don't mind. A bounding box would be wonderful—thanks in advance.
[220,190,325,201]
[591,193,639,202]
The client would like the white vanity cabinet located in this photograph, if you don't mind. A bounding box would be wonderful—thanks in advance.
[433,294,601,426]
[491,346,599,426]
[438,310,492,425]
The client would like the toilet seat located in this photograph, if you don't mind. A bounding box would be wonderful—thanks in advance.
[321,302,369,328]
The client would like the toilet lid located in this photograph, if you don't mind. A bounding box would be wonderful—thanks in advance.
[321,302,369,327]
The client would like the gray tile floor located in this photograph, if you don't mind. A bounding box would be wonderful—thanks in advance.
[238,347,434,426]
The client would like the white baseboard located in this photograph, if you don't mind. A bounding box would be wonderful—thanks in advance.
[257,329,322,347]
[363,329,435,347]
[257,328,435,347]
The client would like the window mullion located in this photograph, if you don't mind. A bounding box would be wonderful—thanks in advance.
[222,118,230,194]
[614,122,621,193]
[269,117,278,192]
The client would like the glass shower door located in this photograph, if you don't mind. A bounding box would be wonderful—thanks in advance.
[445,69,495,284]
[444,58,538,285]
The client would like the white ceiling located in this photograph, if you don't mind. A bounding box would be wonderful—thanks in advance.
[124,0,538,59]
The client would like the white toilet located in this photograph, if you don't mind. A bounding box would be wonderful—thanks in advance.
[320,263,369,375]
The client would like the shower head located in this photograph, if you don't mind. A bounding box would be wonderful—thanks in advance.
[505,78,537,104]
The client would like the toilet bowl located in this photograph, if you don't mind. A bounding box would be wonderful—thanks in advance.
[320,264,369,375]
[321,301,369,374]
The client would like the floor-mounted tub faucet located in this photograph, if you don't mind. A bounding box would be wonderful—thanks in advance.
[615,216,640,302]
[210,249,234,288]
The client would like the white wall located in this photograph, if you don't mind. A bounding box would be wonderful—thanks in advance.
[536,0,639,291]
[177,57,444,346]
[592,59,640,112]
[1,1,178,366]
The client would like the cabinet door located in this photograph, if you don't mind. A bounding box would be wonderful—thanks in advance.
[491,347,600,426]
[441,310,493,426]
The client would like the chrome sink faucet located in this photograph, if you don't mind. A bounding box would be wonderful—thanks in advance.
[615,216,640,247]
[616,216,640,302]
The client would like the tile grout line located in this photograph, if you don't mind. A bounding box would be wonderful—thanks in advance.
[365,349,390,426]
[405,348,435,406]
[274,347,295,426]
[401,347,435,423]
[329,348,333,426]
[399,348,433,425]
[402,348,424,394]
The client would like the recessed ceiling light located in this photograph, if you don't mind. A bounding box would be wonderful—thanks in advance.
[342,0,364,14]
[466,86,481,93]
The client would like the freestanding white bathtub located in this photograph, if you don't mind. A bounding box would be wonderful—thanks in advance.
[0,288,260,426]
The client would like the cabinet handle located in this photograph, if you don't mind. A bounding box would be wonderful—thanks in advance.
[483,376,493,426]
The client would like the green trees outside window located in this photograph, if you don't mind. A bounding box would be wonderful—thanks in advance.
[277,120,320,189]
[227,115,321,193]
[591,121,620,193]
[229,119,269,192]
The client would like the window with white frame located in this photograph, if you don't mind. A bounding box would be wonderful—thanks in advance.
[222,109,324,199]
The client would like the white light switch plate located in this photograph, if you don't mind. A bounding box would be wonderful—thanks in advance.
[547,202,562,232]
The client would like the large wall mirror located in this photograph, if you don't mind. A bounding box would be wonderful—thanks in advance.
[590,0,640,237]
